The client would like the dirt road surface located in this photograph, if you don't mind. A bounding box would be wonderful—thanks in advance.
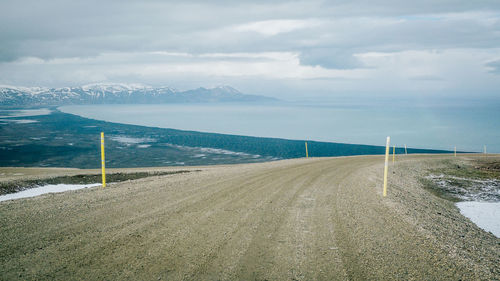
[1,155,499,280]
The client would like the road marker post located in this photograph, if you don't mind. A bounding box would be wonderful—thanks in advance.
[305,141,309,158]
[101,132,106,187]
[392,145,395,164]
[383,136,390,197]
[454,146,456,157]
[404,144,407,155]
[484,145,487,154]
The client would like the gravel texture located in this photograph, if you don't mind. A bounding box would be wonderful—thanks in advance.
[0,155,499,280]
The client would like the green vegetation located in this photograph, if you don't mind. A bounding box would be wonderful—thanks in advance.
[419,177,463,202]
[421,158,500,202]
[427,159,500,180]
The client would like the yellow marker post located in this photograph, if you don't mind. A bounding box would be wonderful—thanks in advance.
[305,141,309,158]
[383,136,390,197]
[101,132,106,187]
[392,145,395,164]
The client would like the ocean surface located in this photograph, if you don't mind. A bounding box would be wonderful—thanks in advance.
[60,101,500,153]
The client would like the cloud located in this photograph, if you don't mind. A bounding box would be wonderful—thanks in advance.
[1,1,499,63]
[299,48,364,69]
[0,0,500,98]
[485,59,500,73]
[0,51,365,87]
[408,75,444,81]
[232,19,320,36]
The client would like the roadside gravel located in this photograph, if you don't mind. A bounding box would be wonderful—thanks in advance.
[0,155,498,280]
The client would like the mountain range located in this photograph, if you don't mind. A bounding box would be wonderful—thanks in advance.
[0,83,276,106]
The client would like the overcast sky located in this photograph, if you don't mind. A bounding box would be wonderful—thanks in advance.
[1,0,499,100]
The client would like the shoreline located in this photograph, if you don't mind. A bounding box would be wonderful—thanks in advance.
[0,108,454,169]
[58,103,493,153]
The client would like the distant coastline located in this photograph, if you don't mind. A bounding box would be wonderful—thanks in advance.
[58,102,495,153]
[0,108,453,169]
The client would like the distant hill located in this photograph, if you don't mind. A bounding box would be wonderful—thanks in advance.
[0,83,277,106]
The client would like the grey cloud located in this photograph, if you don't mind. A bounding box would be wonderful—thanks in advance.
[318,0,500,16]
[299,48,364,69]
[2,0,500,62]
[1,0,500,97]
[485,59,500,73]
[0,0,267,61]
[279,14,499,69]
[408,75,444,81]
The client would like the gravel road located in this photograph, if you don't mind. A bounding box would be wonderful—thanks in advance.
[1,155,498,280]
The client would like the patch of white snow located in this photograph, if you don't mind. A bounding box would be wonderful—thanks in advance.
[456,201,500,238]
[0,183,102,202]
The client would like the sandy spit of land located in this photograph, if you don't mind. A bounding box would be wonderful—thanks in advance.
[0,155,498,280]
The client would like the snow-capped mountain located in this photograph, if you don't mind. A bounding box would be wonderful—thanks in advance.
[0,83,276,106]
[80,83,151,93]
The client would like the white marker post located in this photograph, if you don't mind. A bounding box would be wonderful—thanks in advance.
[404,144,407,155]
[383,136,390,197]
[484,145,487,154]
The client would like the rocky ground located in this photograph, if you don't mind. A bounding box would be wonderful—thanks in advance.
[0,155,498,280]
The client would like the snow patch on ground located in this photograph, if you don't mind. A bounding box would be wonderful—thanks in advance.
[426,174,500,202]
[110,136,155,145]
[456,201,500,238]
[0,108,51,118]
[0,183,101,202]
[167,143,261,158]
[198,147,256,156]
[427,173,500,237]
[192,154,206,158]
[0,119,39,124]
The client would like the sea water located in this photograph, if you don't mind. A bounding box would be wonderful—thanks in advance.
[60,101,500,152]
